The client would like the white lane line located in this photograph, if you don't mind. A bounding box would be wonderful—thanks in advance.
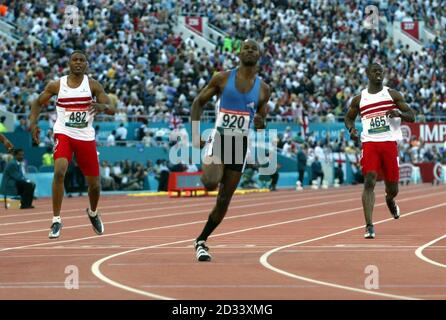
[415,233,446,269]
[0,285,103,289]
[138,284,446,289]
[0,185,360,219]
[0,189,363,228]
[0,281,99,284]
[0,184,424,222]
[0,190,371,237]
[259,202,446,300]
[90,193,446,300]
[140,285,320,288]
[0,186,427,237]
[0,192,373,252]
[1,190,444,253]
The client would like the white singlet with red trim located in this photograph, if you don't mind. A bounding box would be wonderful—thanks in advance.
[359,86,402,142]
[53,75,94,141]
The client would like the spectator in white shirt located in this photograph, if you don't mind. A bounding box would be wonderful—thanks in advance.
[115,123,127,146]
[281,139,295,158]
[107,130,116,147]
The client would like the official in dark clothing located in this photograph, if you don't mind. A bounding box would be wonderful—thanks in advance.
[1,149,36,209]
[297,147,307,185]
[311,156,324,187]
[334,163,344,185]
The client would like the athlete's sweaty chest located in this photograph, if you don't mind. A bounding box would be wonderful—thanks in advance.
[233,75,256,94]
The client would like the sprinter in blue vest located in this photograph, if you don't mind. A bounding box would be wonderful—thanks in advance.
[191,39,271,261]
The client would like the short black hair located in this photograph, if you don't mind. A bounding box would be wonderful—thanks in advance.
[70,50,87,60]
[367,62,382,72]
[13,148,24,155]
[241,39,260,51]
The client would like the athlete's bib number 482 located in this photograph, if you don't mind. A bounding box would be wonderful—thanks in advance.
[65,111,88,128]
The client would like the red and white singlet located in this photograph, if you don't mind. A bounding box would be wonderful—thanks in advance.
[359,86,402,143]
[53,75,95,141]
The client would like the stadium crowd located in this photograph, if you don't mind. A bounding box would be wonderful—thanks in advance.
[1,0,445,190]
[0,0,445,126]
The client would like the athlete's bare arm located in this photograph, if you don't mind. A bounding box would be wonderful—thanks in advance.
[254,81,271,130]
[344,94,361,141]
[0,133,14,152]
[191,72,228,148]
[89,79,114,116]
[29,80,60,144]
[388,89,415,122]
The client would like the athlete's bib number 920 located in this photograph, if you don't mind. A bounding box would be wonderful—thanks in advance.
[216,112,250,131]
[368,115,390,134]
[66,111,88,128]
[222,114,245,129]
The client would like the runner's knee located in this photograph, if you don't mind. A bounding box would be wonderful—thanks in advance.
[203,181,218,190]
[364,173,377,190]
[53,169,66,182]
[88,180,101,193]
[201,174,220,190]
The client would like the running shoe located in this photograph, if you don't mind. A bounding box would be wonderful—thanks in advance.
[49,222,62,239]
[386,198,400,219]
[364,224,375,239]
[194,240,212,262]
[86,208,104,235]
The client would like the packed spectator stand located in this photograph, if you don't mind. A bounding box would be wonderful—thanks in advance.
[1,0,445,192]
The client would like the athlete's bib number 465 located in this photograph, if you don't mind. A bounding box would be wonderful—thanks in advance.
[368,115,390,134]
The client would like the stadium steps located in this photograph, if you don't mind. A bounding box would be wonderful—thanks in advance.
[0,17,41,44]
[174,16,216,51]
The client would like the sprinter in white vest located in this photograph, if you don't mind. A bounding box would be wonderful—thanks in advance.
[345,63,415,239]
[29,50,115,239]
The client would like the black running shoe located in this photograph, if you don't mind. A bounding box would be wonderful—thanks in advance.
[194,240,212,262]
[86,208,104,235]
[49,222,62,239]
[364,224,375,239]
[386,198,400,219]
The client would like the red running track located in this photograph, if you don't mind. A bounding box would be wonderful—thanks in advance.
[0,183,445,300]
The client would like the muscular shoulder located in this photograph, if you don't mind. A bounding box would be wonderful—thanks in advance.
[351,94,361,108]
[388,88,403,101]
[88,77,101,89]
[206,71,231,94]
[88,77,105,95]
[210,71,230,84]
[46,80,60,94]
[260,80,270,95]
